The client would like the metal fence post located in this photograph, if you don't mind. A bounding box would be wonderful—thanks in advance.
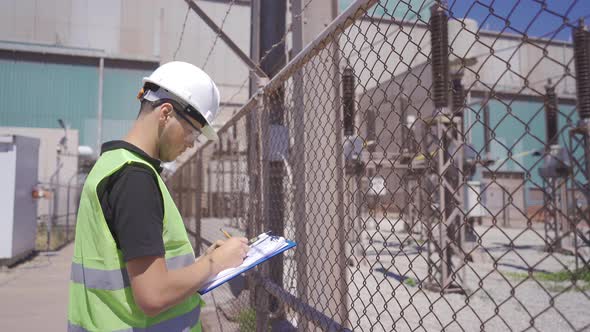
[291,0,310,329]
[195,151,203,256]
[256,80,270,332]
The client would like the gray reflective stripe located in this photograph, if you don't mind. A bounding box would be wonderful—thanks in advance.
[166,252,195,270]
[68,305,200,332]
[70,262,130,291]
[71,253,194,290]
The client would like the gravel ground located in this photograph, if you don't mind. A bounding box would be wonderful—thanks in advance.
[346,215,590,332]
[192,215,589,331]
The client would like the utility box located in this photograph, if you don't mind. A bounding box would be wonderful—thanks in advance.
[0,135,40,266]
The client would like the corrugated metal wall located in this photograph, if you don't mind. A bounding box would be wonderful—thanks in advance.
[98,65,155,146]
[0,58,98,138]
[0,55,156,151]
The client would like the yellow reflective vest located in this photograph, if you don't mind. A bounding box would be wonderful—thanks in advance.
[68,148,203,331]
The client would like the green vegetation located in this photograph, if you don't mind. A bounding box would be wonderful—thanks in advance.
[535,267,590,283]
[503,267,590,292]
[404,277,417,287]
[237,308,258,332]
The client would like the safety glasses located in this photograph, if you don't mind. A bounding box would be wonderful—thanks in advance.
[174,107,203,142]
[153,98,205,142]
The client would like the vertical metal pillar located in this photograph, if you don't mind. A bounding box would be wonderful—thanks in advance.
[195,151,203,256]
[219,143,225,219]
[229,137,236,223]
[291,0,309,329]
[207,165,212,218]
[178,165,184,218]
[97,57,104,154]
[260,0,287,325]
[248,0,261,311]
[335,25,350,326]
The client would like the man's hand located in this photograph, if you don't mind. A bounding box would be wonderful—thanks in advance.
[208,237,249,273]
[205,240,225,256]
[126,237,250,317]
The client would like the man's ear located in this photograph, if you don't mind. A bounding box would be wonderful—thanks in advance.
[158,103,174,122]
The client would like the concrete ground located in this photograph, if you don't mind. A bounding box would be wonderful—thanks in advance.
[0,218,248,332]
[0,245,73,331]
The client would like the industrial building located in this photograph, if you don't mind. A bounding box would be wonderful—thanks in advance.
[350,16,581,224]
[0,0,252,254]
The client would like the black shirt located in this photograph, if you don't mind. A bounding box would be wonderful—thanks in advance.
[97,141,166,261]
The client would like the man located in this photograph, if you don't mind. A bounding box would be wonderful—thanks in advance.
[68,61,249,331]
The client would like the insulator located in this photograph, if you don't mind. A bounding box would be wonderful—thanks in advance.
[482,94,491,154]
[573,19,590,119]
[451,74,465,117]
[366,108,376,152]
[342,67,356,136]
[544,80,559,147]
[400,97,408,151]
[366,108,376,142]
[430,3,449,109]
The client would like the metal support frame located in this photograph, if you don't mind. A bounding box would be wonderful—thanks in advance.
[184,0,268,79]
[424,113,466,294]
[542,176,570,253]
[567,120,590,269]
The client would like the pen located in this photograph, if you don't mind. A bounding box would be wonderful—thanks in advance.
[220,229,271,244]
[220,228,232,239]
[248,231,272,245]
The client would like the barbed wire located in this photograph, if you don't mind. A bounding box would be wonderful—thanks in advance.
[173,6,191,60]
[256,0,316,72]
[216,0,317,114]
[220,76,251,113]
[171,0,317,123]
[350,0,434,59]
[202,0,239,70]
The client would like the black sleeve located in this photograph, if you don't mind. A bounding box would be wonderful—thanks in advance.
[107,165,165,262]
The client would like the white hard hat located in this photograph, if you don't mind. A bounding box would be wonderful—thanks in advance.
[141,61,220,141]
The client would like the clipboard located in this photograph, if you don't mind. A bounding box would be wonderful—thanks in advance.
[198,233,296,295]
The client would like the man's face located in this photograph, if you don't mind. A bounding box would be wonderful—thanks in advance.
[158,105,202,162]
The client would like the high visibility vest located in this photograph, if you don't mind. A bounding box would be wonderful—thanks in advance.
[68,148,203,332]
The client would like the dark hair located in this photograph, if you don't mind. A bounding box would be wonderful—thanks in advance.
[137,99,157,118]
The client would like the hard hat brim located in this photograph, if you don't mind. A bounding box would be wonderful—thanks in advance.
[201,124,218,141]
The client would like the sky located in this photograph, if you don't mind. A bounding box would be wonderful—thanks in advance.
[447,0,590,41]
[340,0,590,41]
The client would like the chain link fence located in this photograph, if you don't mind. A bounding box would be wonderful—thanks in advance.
[36,180,84,251]
[36,154,90,252]
[168,0,590,330]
